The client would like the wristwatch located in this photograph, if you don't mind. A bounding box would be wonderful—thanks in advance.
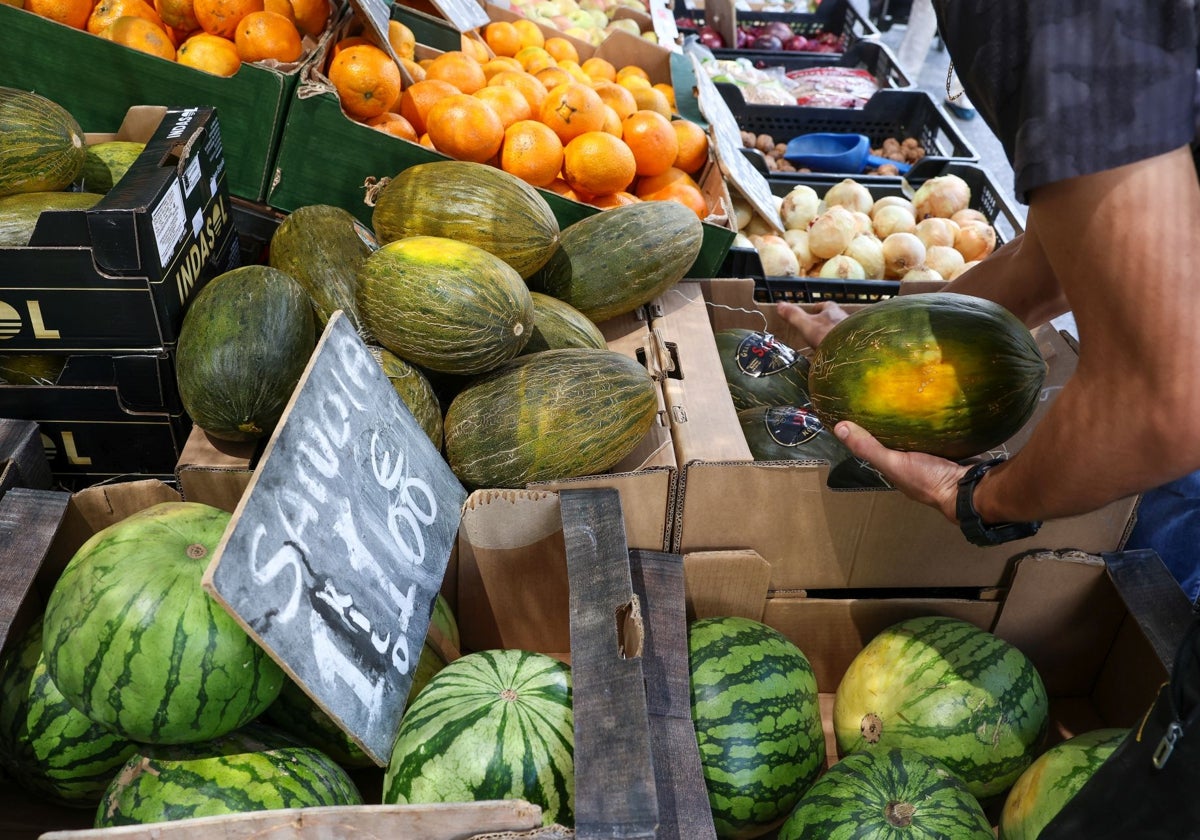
[955,456,1042,546]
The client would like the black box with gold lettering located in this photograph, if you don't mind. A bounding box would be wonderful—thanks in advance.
[0,105,237,353]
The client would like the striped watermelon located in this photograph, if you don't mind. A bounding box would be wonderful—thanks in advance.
[95,723,363,827]
[688,616,825,840]
[383,649,574,826]
[834,616,1049,800]
[999,728,1128,840]
[778,748,994,839]
[0,618,138,807]
[41,502,285,745]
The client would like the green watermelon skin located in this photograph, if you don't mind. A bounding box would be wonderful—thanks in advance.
[383,649,574,827]
[95,724,363,827]
[688,616,825,840]
[834,616,1049,801]
[999,728,1128,840]
[0,618,139,808]
[42,502,285,745]
[778,747,994,840]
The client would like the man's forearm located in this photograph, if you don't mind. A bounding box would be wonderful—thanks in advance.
[944,227,1069,330]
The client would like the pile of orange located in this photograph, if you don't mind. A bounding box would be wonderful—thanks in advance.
[21,0,331,75]
[327,20,713,220]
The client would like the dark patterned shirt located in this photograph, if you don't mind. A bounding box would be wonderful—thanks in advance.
[932,1,1198,202]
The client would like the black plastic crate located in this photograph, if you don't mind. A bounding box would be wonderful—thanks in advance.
[677,0,880,54]
[755,276,902,303]
[709,37,912,94]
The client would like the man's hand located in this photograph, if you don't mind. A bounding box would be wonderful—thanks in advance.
[833,421,969,525]
[775,300,849,349]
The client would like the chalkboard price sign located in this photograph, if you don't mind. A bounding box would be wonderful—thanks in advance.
[203,311,467,766]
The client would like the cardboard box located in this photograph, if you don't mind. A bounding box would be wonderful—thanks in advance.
[0,4,328,202]
[0,106,238,353]
[659,278,1139,591]
[0,419,53,497]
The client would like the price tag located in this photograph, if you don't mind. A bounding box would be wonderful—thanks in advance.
[427,0,490,33]
[203,312,468,766]
[346,0,414,86]
[691,53,783,233]
[647,0,680,51]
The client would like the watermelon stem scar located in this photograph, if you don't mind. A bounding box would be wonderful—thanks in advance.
[861,712,883,743]
[885,801,916,826]
[187,544,208,559]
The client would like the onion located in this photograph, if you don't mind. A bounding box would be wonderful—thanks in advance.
[955,220,997,261]
[924,244,965,280]
[819,254,866,280]
[731,196,754,230]
[947,259,981,281]
[807,206,858,259]
[733,231,755,249]
[950,208,989,227]
[881,232,926,279]
[806,259,825,277]
[913,174,971,219]
[823,178,874,215]
[844,234,885,279]
[780,184,820,231]
[901,265,946,283]
[871,195,916,218]
[914,217,960,250]
[756,235,800,276]
[782,228,816,272]
[744,213,776,237]
[851,211,874,236]
[872,204,917,239]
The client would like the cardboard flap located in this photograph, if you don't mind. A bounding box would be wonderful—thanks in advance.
[683,550,771,621]
[0,488,71,652]
[1101,549,1194,673]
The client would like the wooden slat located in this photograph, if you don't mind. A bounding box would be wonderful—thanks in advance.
[629,550,717,840]
[0,487,70,650]
[560,488,658,839]
[1103,549,1196,672]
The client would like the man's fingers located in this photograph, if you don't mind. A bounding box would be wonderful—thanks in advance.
[834,422,899,474]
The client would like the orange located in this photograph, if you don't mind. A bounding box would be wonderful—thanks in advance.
[89,0,165,36]
[473,84,531,129]
[511,18,544,50]
[329,35,370,60]
[590,190,640,209]
[600,105,621,137]
[287,0,327,36]
[387,19,415,59]
[593,81,636,121]
[460,32,491,63]
[25,0,92,27]
[580,56,615,83]
[652,82,676,111]
[102,15,178,59]
[643,180,708,219]
[366,111,418,141]
[482,56,522,79]
[424,50,487,94]
[562,131,636,198]
[193,0,261,38]
[155,0,198,32]
[514,45,555,75]
[534,65,572,92]
[263,0,292,23]
[543,36,578,64]
[328,43,403,120]
[545,177,579,201]
[622,109,677,177]
[540,81,606,145]
[176,31,241,75]
[500,119,564,187]
[399,56,426,83]
[483,20,521,57]
[557,59,589,84]
[632,86,672,118]
[425,93,505,163]
[419,132,435,150]
[672,119,709,175]
[616,64,649,82]
[487,70,547,116]
[397,78,458,136]
[234,9,301,62]
[634,166,697,199]
[617,73,651,92]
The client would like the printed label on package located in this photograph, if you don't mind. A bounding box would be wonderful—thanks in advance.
[182,154,203,197]
[735,331,799,377]
[763,405,823,447]
[151,179,187,268]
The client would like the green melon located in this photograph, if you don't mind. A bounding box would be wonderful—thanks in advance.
[79,140,145,193]
[715,329,810,412]
[522,291,607,355]
[834,615,1049,800]
[368,345,444,449]
[0,191,101,246]
[41,502,285,745]
[0,87,87,197]
[383,649,573,826]
[688,616,825,839]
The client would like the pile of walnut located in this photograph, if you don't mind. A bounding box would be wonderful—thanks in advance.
[741,131,926,175]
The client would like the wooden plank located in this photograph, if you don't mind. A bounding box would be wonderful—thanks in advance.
[1102,548,1196,672]
[0,487,70,650]
[629,550,718,840]
[560,488,658,839]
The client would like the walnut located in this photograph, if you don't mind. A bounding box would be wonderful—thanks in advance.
[907,147,926,162]
[741,130,757,148]
[876,164,900,176]
[775,159,796,172]
[901,137,921,149]
[881,137,902,155]
[755,133,775,153]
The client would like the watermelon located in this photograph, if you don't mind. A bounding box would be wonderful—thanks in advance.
[834,615,1049,800]
[95,723,363,827]
[383,649,574,826]
[715,329,811,412]
[999,728,1128,840]
[0,618,138,807]
[688,616,825,839]
[41,502,285,745]
[778,748,994,839]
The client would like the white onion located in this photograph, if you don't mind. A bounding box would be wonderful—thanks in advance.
[733,231,755,249]
[844,234,886,279]
[780,184,821,231]
[872,204,917,239]
[744,213,776,237]
[819,254,866,280]
[881,232,926,279]
[782,228,816,272]
[806,259,825,277]
[756,235,800,276]
[732,196,754,230]
[901,265,946,283]
[871,195,916,218]
[955,220,997,261]
[950,208,989,227]
[924,244,965,280]
[947,259,981,281]
[914,217,960,250]
[823,178,874,215]
[913,174,971,219]
[807,206,858,259]
[851,211,874,236]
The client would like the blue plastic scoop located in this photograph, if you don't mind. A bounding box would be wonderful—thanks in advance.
[783,133,911,175]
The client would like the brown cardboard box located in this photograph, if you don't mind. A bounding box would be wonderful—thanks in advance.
[659,278,1138,591]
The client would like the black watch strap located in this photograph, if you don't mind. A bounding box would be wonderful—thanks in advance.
[956,456,1042,547]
